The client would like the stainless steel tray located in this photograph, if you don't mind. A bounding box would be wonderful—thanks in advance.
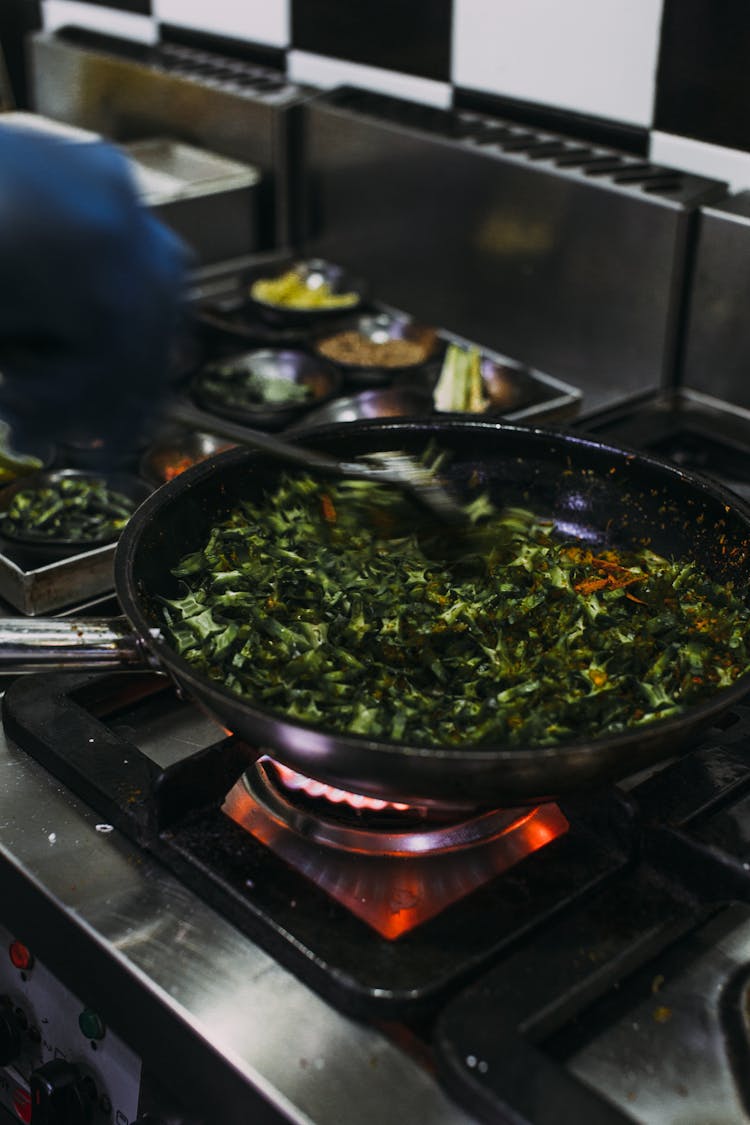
[122,138,262,267]
[0,540,119,616]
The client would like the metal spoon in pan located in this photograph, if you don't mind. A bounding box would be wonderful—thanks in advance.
[169,399,468,524]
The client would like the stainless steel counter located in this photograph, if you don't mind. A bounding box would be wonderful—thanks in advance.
[0,703,471,1124]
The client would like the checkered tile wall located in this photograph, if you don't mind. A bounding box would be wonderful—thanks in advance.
[13,0,750,189]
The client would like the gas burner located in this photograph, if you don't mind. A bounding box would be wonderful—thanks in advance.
[222,757,569,938]
[236,756,549,855]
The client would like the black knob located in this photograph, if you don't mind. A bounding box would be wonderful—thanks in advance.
[0,1008,21,1065]
[29,1059,93,1125]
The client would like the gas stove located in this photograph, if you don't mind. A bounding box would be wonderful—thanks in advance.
[4,664,750,1123]
[3,298,750,1125]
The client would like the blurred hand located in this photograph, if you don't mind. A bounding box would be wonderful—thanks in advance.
[0,123,191,460]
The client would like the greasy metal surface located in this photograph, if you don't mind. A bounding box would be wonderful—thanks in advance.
[299,90,726,412]
[569,904,750,1124]
[0,720,473,1125]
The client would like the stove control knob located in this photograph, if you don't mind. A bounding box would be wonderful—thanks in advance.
[0,1008,21,1064]
[29,1060,93,1125]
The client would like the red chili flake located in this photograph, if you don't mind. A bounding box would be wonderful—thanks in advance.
[321,494,337,523]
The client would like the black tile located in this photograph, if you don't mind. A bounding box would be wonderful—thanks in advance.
[0,0,42,108]
[655,0,750,152]
[291,0,452,83]
[55,25,151,62]
[63,0,152,14]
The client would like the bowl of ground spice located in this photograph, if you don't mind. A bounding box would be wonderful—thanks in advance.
[313,312,439,385]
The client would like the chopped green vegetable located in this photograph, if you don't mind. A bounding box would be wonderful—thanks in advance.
[0,477,136,542]
[196,360,312,411]
[160,473,750,748]
[433,343,488,413]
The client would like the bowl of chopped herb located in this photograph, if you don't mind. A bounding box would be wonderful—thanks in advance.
[190,348,344,431]
[0,468,152,556]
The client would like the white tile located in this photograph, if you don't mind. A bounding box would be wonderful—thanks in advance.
[42,1,157,43]
[650,131,750,191]
[152,0,289,48]
[287,51,452,108]
[452,0,663,127]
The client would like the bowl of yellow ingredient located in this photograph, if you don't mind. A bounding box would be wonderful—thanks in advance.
[248,259,364,325]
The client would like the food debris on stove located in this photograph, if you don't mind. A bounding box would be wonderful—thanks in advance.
[160,473,750,748]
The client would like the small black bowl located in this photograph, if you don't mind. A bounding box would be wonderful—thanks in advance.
[313,312,440,386]
[247,259,365,327]
[190,348,344,431]
[0,468,152,559]
[139,428,236,486]
[289,386,434,432]
[398,349,527,416]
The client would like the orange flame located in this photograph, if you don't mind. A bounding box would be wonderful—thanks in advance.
[272,760,411,811]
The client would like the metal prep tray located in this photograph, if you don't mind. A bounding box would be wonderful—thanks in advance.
[0,539,120,616]
[122,138,262,267]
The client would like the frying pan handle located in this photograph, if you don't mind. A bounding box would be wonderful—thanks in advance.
[0,617,160,672]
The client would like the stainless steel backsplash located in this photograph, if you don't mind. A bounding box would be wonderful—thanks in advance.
[27,33,736,414]
[298,89,728,413]
[680,192,750,413]
[28,28,313,252]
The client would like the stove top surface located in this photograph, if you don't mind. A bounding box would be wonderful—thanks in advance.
[5,669,750,1122]
[579,389,750,502]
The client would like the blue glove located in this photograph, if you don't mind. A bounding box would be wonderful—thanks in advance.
[0,124,190,459]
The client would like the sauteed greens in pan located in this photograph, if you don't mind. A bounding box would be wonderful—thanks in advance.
[160,472,750,748]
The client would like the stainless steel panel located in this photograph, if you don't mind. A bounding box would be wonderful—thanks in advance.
[0,540,118,616]
[680,191,750,410]
[28,30,313,250]
[299,91,728,415]
[124,138,261,266]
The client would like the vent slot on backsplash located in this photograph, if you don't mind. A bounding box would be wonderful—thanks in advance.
[320,86,702,199]
[52,27,300,102]
[154,43,292,98]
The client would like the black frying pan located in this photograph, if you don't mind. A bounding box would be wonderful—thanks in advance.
[6,419,750,808]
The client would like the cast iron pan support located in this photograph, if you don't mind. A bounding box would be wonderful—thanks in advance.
[1,672,252,846]
[434,874,707,1125]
